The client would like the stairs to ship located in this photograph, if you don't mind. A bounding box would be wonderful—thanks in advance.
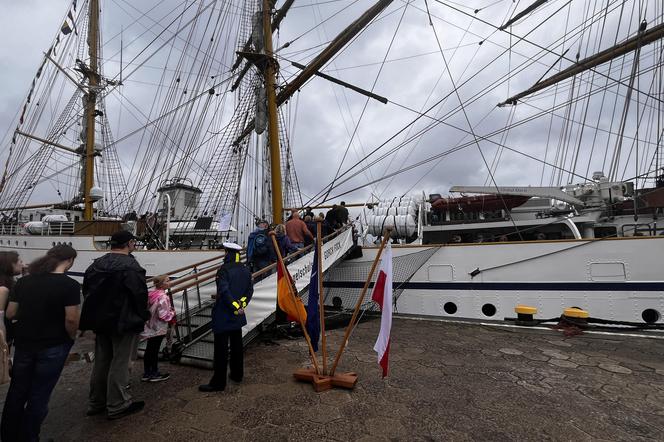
[140,226,357,368]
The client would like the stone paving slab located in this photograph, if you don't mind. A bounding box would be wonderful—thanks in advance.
[2,318,664,441]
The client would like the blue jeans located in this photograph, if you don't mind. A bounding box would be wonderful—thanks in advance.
[1,341,72,442]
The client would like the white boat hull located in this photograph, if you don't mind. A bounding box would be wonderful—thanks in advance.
[0,234,221,278]
[329,237,664,323]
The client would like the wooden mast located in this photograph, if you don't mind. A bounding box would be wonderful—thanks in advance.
[234,0,394,146]
[83,0,100,220]
[263,0,284,225]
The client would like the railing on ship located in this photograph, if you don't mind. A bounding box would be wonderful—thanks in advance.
[157,225,354,350]
[0,222,75,235]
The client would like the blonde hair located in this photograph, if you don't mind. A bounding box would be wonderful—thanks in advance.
[153,274,169,289]
[275,224,286,235]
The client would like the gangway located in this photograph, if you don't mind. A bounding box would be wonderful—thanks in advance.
[146,226,356,368]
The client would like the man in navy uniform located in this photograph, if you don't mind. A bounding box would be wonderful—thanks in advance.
[199,242,253,392]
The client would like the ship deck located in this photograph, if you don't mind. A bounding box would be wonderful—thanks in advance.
[6,317,664,441]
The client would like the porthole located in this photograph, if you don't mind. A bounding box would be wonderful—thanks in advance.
[482,303,497,317]
[642,309,660,324]
[443,302,457,315]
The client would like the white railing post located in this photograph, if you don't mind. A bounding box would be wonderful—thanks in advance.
[163,193,171,250]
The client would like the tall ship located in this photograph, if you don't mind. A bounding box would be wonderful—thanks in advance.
[1,0,663,325]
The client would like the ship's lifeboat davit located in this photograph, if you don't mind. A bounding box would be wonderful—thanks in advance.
[431,194,531,212]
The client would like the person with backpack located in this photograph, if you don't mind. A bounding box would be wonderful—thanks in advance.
[80,230,149,420]
[139,275,175,383]
[199,242,253,392]
[246,220,275,271]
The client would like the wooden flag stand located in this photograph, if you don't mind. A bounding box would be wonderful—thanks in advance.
[272,221,391,392]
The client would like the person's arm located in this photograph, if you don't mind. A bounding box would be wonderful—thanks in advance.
[1,286,14,338]
[64,305,80,339]
[124,269,149,320]
[216,269,236,310]
[5,301,17,321]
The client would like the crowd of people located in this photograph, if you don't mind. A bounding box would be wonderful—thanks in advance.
[0,229,254,440]
[0,203,352,439]
[247,202,351,272]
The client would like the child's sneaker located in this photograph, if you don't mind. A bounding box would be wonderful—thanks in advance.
[148,372,170,382]
[141,373,152,382]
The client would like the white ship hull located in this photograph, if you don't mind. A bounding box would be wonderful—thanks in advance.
[0,234,221,278]
[329,236,664,324]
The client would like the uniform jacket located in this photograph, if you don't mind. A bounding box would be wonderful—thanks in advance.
[80,253,150,334]
[211,255,254,333]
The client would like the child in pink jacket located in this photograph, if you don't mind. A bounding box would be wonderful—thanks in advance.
[140,275,175,382]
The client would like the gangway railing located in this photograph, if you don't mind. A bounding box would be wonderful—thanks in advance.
[151,226,357,367]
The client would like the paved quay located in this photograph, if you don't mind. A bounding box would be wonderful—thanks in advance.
[4,318,664,441]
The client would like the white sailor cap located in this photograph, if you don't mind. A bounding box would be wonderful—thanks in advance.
[222,242,242,251]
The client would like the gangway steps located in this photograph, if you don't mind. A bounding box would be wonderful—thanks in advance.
[164,227,356,368]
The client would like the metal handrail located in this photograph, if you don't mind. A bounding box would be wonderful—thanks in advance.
[168,225,353,296]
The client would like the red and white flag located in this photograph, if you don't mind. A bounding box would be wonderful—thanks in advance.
[372,242,393,377]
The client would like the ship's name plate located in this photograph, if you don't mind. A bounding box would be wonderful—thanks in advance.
[497,187,531,193]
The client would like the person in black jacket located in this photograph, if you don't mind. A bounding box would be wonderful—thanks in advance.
[199,242,253,392]
[80,230,149,420]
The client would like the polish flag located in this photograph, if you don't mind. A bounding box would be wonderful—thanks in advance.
[372,242,393,377]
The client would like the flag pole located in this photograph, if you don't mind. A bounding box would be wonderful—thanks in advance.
[270,232,321,375]
[316,220,328,375]
[329,228,392,376]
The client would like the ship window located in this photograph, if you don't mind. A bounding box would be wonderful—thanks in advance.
[642,309,660,324]
[184,191,197,207]
[443,302,457,315]
[482,304,497,317]
[427,265,453,282]
[29,214,33,221]
[594,226,616,238]
[589,262,626,281]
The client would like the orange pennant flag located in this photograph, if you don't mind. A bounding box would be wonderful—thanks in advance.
[277,262,307,323]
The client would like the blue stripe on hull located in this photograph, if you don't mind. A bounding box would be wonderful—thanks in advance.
[323,281,664,291]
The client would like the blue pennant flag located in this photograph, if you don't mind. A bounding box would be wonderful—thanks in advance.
[305,241,320,352]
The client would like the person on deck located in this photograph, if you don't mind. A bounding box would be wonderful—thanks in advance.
[303,215,317,245]
[80,230,149,420]
[199,242,253,392]
[336,201,349,225]
[325,205,339,230]
[1,245,79,442]
[303,206,315,220]
[274,224,297,257]
[285,212,314,249]
[246,220,275,272]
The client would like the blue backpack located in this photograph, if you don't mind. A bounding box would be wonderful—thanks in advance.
[253,232,269,257]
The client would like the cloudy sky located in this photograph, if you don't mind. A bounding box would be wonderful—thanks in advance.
[0,0,660,217]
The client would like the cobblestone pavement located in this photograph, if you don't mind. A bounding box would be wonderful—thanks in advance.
[3,318,664,441]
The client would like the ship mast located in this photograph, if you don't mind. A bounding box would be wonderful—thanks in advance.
[241,0,394,224]
[83,0,100,220]
[262,0,284,225]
